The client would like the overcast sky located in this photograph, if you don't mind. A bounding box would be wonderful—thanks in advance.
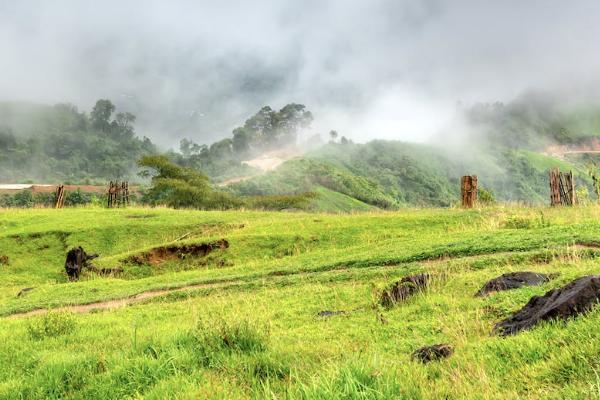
[1,0,599,146]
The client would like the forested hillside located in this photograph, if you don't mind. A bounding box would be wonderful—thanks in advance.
[0,100,156,182]
[227,140,597,209]
[3,93,600,209]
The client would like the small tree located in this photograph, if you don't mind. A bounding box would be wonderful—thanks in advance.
[90,99,115,132]
[137,155,238,209]
[329,130,338,143]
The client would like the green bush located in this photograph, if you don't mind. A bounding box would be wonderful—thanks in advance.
[27,311,77,340]
[478,187,497,205]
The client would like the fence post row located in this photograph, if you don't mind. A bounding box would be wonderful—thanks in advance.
[107,181,130,208]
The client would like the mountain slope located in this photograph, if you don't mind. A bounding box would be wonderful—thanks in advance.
[228,140,597,211]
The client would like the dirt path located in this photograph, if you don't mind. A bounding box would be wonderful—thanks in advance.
[7,247,573,319]
[6,280,241,319]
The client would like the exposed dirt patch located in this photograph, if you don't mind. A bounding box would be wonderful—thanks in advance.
[127,239,229,266]
[574,241,600,249]
[0,255,9,266]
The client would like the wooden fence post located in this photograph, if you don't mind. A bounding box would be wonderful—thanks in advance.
[549,169,575,206]
[54,185,66,209]
[461,175,478,208]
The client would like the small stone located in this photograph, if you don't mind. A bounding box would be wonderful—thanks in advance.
[412,344,453,363]
[317,310,346,318]
[380,273,429,307]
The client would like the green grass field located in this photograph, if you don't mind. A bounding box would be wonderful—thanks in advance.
[1,206,599,399]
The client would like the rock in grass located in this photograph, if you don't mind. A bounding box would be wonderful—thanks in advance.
[476,272,554,297]
[412,344,453,363]
[0,255,8,266]
[17,287,34,297]
[494,275,600,336]
[317,310,346,318]
[380,273,429,307]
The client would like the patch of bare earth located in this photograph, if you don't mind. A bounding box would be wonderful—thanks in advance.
[126,239,229,266]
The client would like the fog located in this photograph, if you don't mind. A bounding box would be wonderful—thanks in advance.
[1,0,600,147]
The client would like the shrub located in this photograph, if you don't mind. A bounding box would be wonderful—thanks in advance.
[478,187,496,205]
[65,189,93,206]
[27,311,77,340]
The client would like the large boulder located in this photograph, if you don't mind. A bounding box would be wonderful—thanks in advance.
[476,272,554,297]
[494,275,600,336]
[412,344,453,363]
[380,273,429,307]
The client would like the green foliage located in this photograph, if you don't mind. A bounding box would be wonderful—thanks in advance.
[576,186,591,205]
[502,212,551,229]
[296,362,404,399]
[463,92,600,148]
[26,311,76,340]
[478,186,496,205]
[0,100,156,182]
[138,155,239,209]
[177,318,269,367]
[243,192,317,210]
[0,190,101,208]
[172,103,313,178]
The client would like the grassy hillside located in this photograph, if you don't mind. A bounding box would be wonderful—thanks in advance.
[228,141,597,210]
[0,206,599,398]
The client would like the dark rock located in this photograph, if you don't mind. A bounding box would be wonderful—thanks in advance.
[65,247,99,280]
[476,272,555,297]
[17,287,34,297]
[317,310,346,318]
[380,273,430,307]
[494,275,600,336]
[412,344,453,363]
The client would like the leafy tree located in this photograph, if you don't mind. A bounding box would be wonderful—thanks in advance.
[329,130,338,142]
[90,99,115,132]
[138,155,238,209]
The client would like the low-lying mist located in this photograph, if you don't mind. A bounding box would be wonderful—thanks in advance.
[2,1,600,147]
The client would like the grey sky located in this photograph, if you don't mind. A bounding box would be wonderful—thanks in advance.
[1,0,599,146]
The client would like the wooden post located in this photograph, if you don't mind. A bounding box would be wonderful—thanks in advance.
[549,169,575,206]
[461,175,478,208]
[54,185,66,209]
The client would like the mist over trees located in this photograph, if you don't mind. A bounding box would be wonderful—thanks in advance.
[0,99,155,182]
[169,103,313,178]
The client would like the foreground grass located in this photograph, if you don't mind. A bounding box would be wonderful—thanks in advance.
[0,205,599,399]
